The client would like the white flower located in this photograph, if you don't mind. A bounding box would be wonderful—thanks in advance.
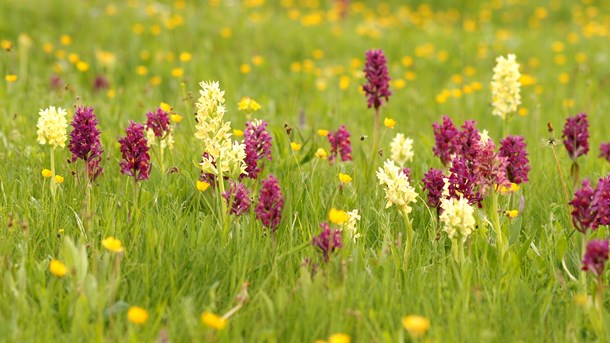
[343,209,361,242]
[37,106,68,149]
[376,160,418,215]
[491,54,521,120]
[390,133,414,166]
[439,197,476,242]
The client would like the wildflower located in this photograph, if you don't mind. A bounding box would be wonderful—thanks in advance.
[432,116,459,166]
[562,113,589,160]
[384,117,396,128]
[439,197,476,242]
[600,142,610,162]
[233,129,244,137]
[237,96,261,113]
[491,54,521,120]
[317,129,329,136]
[118,121,151,181]
[376,160,418,215]
[92,75,109,91]
[37,106,68,149]
[402,315,430,338]
[505,210,519,218]
[454,120,482,162]
[422,168,446,211]
[222,181,251,216]
[255,175,284,232]
[389,133,414,166]
[448,157,482,207]
[5,74,17,82]
[328,125,352,163]
[170,114,183,123]
[68,106,104,181]
[315,148,328,159]
[42,169,53,178]
[498,183,520,195]
[571,179,596,233]
[329,333,351,343]
[201,311,227,330]
[312,222,342,262]
[197,180,211,192]
[102,237,125,253]
[582,239,609,276]
[49,259,68,277]
[472,139,510,195]
[146,107,171,138]
[338,173,352,184]
[243,120,272,179]
[329,208,349,225]
[362,49,391,110]
[498,135,530,184]
[127,306,149,325]
[55,175,64,183]
[344,209,361,241]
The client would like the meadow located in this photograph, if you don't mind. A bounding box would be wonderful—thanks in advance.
[1,0,610,342]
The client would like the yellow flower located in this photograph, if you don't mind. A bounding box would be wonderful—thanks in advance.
[498,183,520,195]
[171,68,184,78]
[384,117,397,129]
[290,142,301,151]
[102,237,124,253]
[170,114,183,123]
[505,210,519,218]
[402,315,430,338]
[328,208,349,225]
[160,102,172,112]
[233,129,244,137]
[55,175,64,184]
[238,97,261,113]
[240,64,251,74]
[127,306,149,325]
[49,258,68,277]
[315,148,327,159]
[179,52,192,62]
[37,106,68,149]
[329,333,351,343]
[42,169,53,178]
[338,173,352,184]
[76,61,89,72]
[5,74,17,82]
[201,311,227,330]
[197,180,211,192]
[60,34,72,46]
[317,129,329,137]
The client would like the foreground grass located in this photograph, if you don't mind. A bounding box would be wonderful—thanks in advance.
[1,0,610,341]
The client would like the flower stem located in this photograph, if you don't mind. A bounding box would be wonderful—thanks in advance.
[550,146,571,211]
[402,211,414,269]
[490,189,505,266]
[371,107,380,166]
[50,147,56,200]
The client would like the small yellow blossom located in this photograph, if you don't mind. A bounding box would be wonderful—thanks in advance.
[220,27,232,38]
[252,55,264,66]
[136,65,149,76]
[240,64,251,74]
[315,148,327,159]
[42,169,53,178]
[49,259,68,278]
[402,315,430,338]
[127,306,149,325]
[558,73,570,84]
[290,142,302,151]
[233,129,244,137]
[160,102,172,112]
[329,333,351,343]
[197,180,211,192]
[76,61,89,72]
[237,97,261,113]
[171,68,184,78]
[5,74,17,82]
[498,183,520,195]
[1,40,12,51]
[60,35,72,46]
[317,129,329,137]
[102,237,124,253]
[201,311,227,330]
[55,175,64,184]
[338,173,352,184]
[384,118,397,129]
[328,208,349,225]
[505,210,519,218]
[170,114,183,123]
[179,52,192,62]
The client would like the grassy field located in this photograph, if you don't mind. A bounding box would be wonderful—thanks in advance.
[1,0,610,342]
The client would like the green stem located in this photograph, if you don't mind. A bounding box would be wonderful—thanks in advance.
[490,190,505,266]
[370,107,381,173]
[50,147,56,200]
[402,211,414,269]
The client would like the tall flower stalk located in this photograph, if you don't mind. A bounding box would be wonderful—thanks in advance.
[562,113,589,186]
[118,121,150,217]
[37,106,68,200]
[146,107,173,173]
[363,49,391,175]
[491,54,521,135]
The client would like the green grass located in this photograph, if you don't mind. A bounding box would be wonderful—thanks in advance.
[1,0,610,341]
